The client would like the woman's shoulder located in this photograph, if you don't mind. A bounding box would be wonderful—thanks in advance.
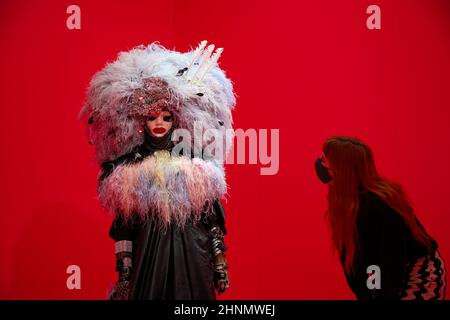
[358,189,438,253]
[358,190,405,226]
[359,190,389,212]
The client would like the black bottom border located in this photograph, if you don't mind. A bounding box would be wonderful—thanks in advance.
[1,300,449,319]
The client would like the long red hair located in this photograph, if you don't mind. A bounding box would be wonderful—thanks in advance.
[323,136,433,274]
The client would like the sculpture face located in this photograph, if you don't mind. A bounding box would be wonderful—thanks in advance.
[145,110,173,138]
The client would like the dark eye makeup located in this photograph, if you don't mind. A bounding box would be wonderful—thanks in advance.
[147,115,173,122]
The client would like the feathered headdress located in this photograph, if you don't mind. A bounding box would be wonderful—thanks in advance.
[79,40,236,165]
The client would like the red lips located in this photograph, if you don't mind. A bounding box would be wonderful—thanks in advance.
[152,127,167,134]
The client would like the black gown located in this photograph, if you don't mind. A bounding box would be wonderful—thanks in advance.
[109,199,226,300]
[100,137,227,300]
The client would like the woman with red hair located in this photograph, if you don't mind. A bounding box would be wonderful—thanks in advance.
[315,136,446,300]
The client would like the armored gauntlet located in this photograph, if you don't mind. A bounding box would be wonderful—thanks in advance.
[109,240,133,300]
[209,225,230,294]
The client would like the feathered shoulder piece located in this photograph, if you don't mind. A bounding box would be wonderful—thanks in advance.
[98,149,227,229]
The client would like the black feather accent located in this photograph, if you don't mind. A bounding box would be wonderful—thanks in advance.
[176,67,188,76]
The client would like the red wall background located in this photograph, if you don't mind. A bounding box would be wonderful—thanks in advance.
[1,0,449,299]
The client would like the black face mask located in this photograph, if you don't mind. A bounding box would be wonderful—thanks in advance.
[315,158,333,184]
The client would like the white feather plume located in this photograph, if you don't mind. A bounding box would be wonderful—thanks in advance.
[199,47,223,81]
[190,44,215,81]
